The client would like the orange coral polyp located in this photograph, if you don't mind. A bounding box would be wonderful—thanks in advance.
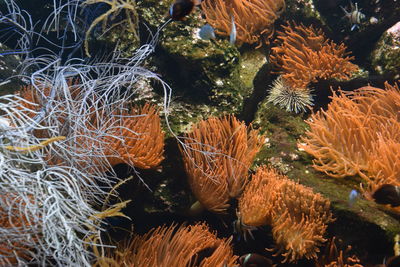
[271,180,334,262]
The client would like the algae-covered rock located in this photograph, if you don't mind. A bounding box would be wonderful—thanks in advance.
[127,0,269,138]
[285,0,323,23]
[371,21,400,78]
[240,49,267,91]
[139,0,247,114]
[0,43,23,95]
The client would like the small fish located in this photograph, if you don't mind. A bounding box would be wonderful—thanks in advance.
[169,0,201,21]
[198,24,215,40]
[348,189,359,207]
[372,184,400,207]
[340,1,366,31]
[239,253,274,267]
[233,214,256,242]
[230,14,237,45]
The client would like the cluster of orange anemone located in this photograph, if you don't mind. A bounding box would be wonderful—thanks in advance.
[238,166,334,262]
[179,115,336,263]
[96,223,238,267]
[299,83,400,202]
[268,22,359,113]
[1,82,166,264]
[270,22,358,90]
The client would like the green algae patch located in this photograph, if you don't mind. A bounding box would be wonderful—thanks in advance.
[239,49,267,90]
[252,101,308,172]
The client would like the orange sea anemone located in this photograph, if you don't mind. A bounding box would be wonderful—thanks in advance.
[17,83,165,171]
[238,165,334,263]
[270,22,358,90]
[181,115,264,213]
[100,223,238,267]
[298,83,400,196]
[315,237,363,267]
[238,166,284,227]
[268,22,358,113]
[106,103,165,169]
[271,178,334,263]
[201,0,285,46]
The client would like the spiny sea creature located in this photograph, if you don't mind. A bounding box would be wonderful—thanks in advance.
[267,76,313,113]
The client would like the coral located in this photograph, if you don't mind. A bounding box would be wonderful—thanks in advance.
[180,115,264,213]
[106,103,165,169]
[17,80,92,139]
[238,165,333,263]
[201,0,285,46]
[299,83,400,193]
[270,22,358,90]
[104,223,238,266]
[0,0,173,264]
[267,76,313,113]
[0,133,104,265]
